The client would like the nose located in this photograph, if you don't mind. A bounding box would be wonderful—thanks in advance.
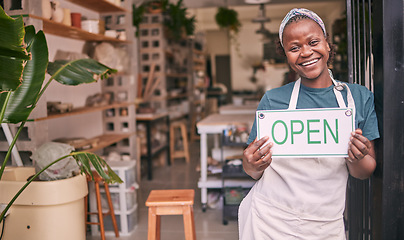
[300,45,313,57]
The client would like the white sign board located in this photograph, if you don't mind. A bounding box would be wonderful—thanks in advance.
[256,108,355,158]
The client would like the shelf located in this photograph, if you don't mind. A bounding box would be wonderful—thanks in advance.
[166,73,188,78]
[84,133,134,152]
[193,49,204,55]
[167,93,188,100]
[67,0,127,13]
[30,15,130,43]
[35,102,134,121]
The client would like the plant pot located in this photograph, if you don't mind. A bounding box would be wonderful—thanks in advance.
[0,167,88,240]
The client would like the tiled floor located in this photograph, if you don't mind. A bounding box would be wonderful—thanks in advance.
[87,141,240,240]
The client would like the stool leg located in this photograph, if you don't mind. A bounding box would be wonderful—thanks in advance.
[84,195,88,223]
[169,125,175,164]
[156,215,161,240]
[148,207,158,240]
[180,124,190,163]
[104,183,120,237]
[183,205,196,240]
[94,182,106,240]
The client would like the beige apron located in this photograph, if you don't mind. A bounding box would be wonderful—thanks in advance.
[239,79,355,240]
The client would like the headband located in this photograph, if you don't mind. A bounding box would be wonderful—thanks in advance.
[279,8,327,46]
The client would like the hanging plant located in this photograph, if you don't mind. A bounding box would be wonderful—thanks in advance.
[132,3,146,37]
[164,0,196,42]
[215,7,241,33]
[215,7,242,56]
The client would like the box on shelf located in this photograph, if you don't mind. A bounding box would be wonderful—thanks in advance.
[102,205,138,236]
[100,186,137,212]
[106,160,137,189]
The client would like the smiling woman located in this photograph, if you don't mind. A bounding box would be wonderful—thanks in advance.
[238,8,379,240]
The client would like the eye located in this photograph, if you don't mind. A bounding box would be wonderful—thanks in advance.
[289,46,300,52]
[309,40,320,46]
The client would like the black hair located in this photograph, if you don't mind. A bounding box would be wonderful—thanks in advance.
[276,15,335,66]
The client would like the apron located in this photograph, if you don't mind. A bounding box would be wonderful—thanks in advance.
[239,78,355,240]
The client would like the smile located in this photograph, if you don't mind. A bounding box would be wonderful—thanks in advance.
[300,58,319,66]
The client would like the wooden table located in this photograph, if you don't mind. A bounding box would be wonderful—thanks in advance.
[136,113,170,180]
[196,113,255,211]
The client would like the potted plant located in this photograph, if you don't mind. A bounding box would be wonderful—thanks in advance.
[163,0,196,42]
[0,6,122,239]
[215,6,242,55]
[215,7,241,33]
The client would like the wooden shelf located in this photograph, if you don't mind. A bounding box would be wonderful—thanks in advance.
[67,0,127,13]
[166,73,188,78]
[30,15,130,43]
[35,102,134,121]
[193,49,204,55]
[84,133,134,152]
[167,93,188,100]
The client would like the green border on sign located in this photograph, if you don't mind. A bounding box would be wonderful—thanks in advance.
[256,108,355,158]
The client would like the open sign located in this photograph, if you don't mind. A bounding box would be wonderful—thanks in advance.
[256,108,355,158]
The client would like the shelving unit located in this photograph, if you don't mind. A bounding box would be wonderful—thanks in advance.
[220,130,251,225]
[138,12,192,121]
[88,160,138,236]
[29,15,130,43]
[34,102,134,121]
[2,0,138,165]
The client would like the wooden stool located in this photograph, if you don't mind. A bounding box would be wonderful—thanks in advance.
[169,121,190,164]
[146,189,196,240]
[85,171,119,240]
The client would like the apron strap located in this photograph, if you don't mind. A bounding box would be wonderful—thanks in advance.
[288,78,301,110]
[287,71,356,114]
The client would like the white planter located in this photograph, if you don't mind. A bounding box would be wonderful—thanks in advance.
[0,167,88,240]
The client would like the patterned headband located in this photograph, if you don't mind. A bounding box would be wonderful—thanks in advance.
[279,8,327,47]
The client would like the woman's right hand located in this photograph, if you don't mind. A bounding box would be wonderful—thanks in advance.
[243,136,273,180]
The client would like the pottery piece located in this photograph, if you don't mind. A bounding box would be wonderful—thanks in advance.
[71,12,82,28]
[51,1,64,23]
[41,0,52,19]
[62,8,71,26]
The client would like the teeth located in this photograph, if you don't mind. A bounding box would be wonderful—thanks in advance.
[301,59,319,66]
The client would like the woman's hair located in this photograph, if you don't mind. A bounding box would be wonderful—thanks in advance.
[276,15,336,66]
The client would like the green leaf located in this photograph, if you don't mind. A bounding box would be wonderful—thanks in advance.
[0,29,48,123]
[73,152,123,184]
[48,59,117,86]
[0,6,31,92]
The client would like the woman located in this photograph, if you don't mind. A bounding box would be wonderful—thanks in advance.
[238,8,379,239]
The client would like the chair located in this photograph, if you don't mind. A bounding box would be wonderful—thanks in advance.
[169,121,190,164]
[145,189,196,240]
[84,171,119,240]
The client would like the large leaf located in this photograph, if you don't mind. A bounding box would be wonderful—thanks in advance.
[73,152,123,184]
[0,6,31,92]
[48,59,117,86]
[0,27,48,123]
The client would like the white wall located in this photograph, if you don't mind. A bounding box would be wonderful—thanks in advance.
[189,1,346,92]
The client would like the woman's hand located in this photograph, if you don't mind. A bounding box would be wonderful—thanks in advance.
[347,129,372,163]
[346,129,376,179]
[243,136,273,180]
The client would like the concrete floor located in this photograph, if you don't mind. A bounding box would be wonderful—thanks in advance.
[87,141,240,240]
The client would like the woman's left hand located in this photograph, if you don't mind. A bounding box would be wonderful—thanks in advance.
[347,129,372,163]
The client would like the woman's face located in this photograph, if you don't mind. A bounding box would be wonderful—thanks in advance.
[282,19,331,84]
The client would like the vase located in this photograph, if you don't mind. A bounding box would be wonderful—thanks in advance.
[62,8,71,26]
[41,0,52,19]
[51,1,64,23]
